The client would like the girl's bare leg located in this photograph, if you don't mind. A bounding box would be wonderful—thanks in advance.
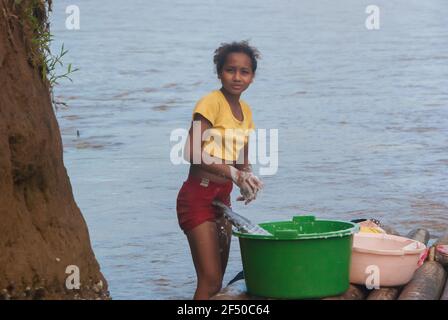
[215,215,232,275]
[186,221,223,300]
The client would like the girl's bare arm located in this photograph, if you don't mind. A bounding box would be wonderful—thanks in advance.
[235,140,252,173]
[184,113,234,180]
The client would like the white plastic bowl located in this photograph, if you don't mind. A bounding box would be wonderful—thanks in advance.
[350,233,427,287]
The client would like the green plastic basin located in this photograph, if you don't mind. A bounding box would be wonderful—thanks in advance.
[233,215,359,299]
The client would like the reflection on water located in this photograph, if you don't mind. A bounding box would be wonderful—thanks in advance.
[51,0,448,299]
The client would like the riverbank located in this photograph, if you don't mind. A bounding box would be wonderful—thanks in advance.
[0,0,108,299]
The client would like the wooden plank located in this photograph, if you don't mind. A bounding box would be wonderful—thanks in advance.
[434,229,448,267]
[380,224,400,236]
[398,261,447,300]
[406,228,430,245]
[441,278,448,300]
[367,287,400,300]
[322,284,367,300]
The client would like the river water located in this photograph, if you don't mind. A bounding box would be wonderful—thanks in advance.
[50,0,448,299]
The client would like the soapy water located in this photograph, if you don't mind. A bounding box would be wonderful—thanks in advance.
[218,219,231,252]
[212,201,272,236]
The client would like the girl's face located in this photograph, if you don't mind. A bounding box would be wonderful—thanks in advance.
[219,52,255,96]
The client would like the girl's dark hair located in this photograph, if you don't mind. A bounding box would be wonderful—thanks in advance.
[213,40,260,75]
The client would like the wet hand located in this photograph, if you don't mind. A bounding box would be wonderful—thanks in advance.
[230,169,263,205]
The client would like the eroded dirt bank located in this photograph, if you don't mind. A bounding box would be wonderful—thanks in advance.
[0,0,109,299]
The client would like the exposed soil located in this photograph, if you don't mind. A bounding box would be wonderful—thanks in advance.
[0,0,109,299]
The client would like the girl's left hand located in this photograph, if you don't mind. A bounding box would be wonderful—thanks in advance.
[237,173,263,205]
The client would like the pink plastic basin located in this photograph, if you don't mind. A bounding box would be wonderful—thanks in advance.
[350,233,427,287]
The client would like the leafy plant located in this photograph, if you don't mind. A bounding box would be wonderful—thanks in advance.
[22,0,78,95]
[45,43,79,86]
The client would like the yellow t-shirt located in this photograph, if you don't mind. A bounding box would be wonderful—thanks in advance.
[192,90,255,161]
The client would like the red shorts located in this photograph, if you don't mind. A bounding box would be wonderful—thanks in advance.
[176,175,233,233]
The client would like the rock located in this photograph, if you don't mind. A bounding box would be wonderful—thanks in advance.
[33,287,46,300]
[93,280,103,293]
[0,289,10,300]
[6,282,15,293]
[24,287,32,298]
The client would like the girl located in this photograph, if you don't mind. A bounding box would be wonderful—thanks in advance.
[176,41,263,300]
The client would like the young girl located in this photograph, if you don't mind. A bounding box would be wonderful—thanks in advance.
[176,41,263,300]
